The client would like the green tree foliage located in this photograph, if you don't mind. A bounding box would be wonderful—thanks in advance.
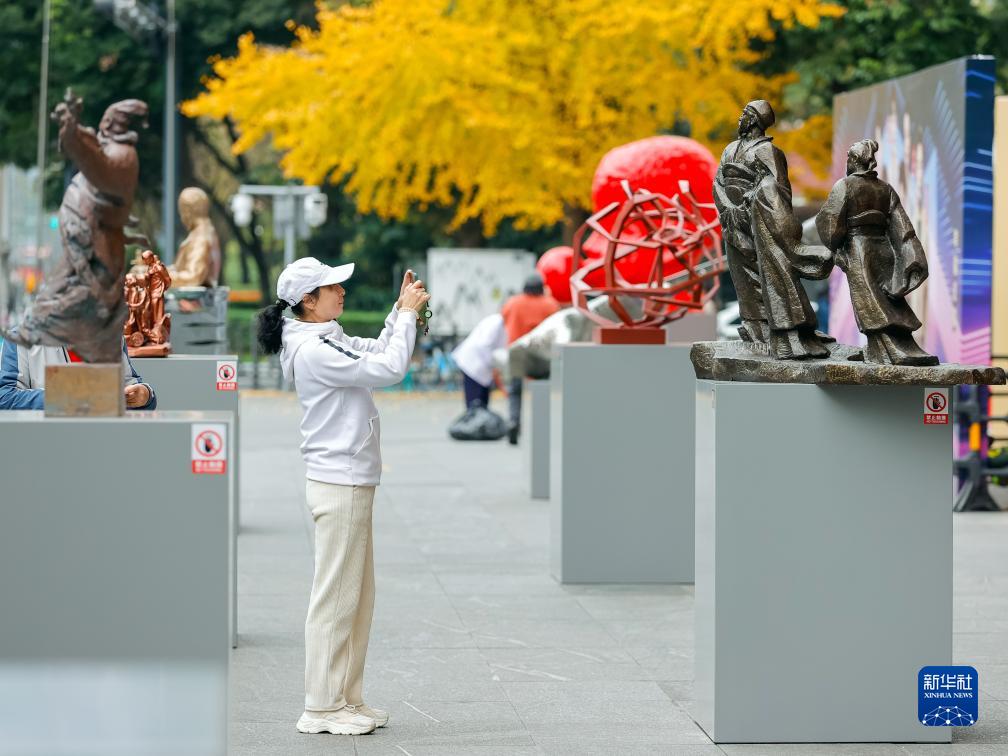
[756,0,1008,118]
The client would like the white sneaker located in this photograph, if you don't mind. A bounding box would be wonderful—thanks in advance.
[346,703,389,727]
[296,708,376,735]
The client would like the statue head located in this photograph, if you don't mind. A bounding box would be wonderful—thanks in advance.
[846,139,879,176]
[98,99,149,145]
[141,249,154,264]
[739,100,775,136]
[125,273,136,287]
[178,187,211,229]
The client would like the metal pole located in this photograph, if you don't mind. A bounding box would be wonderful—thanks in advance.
[34,0,52,265]
[161,0,177,261]
[283,189,297,267]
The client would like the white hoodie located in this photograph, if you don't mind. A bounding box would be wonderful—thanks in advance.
[280,307,417,485]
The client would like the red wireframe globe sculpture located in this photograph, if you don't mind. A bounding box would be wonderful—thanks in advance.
[570,179,724,344]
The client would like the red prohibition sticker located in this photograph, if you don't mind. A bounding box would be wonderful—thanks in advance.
[924,388,949,425]
[216,360,238,391]
[192,423,228,474]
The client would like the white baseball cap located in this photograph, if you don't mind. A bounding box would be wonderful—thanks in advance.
[276,257,355,306]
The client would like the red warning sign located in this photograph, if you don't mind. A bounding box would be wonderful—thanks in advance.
[216,360,238,391]
[924,388,949,425]
[191,423,228,474]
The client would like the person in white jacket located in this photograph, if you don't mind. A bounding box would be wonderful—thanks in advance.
[257,257,429,736]
[450,312,506,409]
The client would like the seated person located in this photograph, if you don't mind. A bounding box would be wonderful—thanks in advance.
[0,338,157,410]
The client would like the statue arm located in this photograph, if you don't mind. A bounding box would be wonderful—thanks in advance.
[61,126,138,197]
[886,186,928,297]
[815,179,849,252]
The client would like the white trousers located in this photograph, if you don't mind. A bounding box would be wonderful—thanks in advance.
[304,480,376,712]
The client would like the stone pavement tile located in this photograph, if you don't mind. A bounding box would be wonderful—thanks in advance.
[597,616,694,649]
[229,721,357,756]
[449,594,592,623]
[954,633,1008,664]
[523,718,711,746]
[573,589,693,620]
[514,697,705,731]
[720,746,907,755]
[369,618,478,651]
[901,746,1008,755]
[624,645,694,681]
[533,742,722,756]
[433,570,565,596]
[365,678,508,704]
[501,680,669,704]
[468,618,616,649]
[657,679,694,705]
[231,655,302,704]
[358,747,544,756]
[950,699,1008,744]
[971,665,1008,700]
[375,566,452,597]
[350,701,533,749]
[481,647,651,684]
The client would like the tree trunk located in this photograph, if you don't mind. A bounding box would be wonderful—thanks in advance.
[563,203,589,244]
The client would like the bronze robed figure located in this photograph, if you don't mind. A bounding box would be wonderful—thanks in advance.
[713,99,833,360]
[815,139,937,366]
[4,90,148,364]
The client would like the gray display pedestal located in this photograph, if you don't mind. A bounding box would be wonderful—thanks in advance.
[527,378,550,500]
[136,354,240,649]
[694,381,952,743]
[0,412,231,755]
[550,343,695,583]
[166,286,229,354]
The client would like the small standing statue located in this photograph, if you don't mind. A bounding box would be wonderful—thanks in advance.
[713,100,833,359]
[816,139,938,366]
[3,90,148,363]
[169,187,222,288]
[123,251,172,357]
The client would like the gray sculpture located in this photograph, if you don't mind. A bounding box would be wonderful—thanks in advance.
[815,139,937,366]
[4,91,147,363]
[713,99,833,360]
[508,296,641,380]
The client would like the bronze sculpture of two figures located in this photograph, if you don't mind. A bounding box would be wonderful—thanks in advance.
[714,99,937,366]
[124,250,172,357]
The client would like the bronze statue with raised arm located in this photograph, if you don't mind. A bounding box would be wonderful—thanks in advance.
[3,89,148,364]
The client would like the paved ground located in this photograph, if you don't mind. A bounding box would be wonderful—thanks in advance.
[233,390,1008,755]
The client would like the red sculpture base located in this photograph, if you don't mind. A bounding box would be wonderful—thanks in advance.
[593,327,666,345]
[127,342,172,358]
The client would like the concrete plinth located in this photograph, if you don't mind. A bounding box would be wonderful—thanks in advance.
[550,343,695,583]
[528,378,550,500]
[694,381,952,743]
[135,354,240,649]
[166,287,229,355]
[0,412,231,755]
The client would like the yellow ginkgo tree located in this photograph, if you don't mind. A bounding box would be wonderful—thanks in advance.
[183,0,843,234]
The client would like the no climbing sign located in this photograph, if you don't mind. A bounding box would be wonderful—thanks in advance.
[216,360,238,391]
[191,423,228,474]
[924,388,949,425]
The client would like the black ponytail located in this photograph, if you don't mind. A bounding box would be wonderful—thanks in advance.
[255,288,320,355]
[257,299,288,355]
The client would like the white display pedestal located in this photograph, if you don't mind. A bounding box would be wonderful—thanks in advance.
[528,378,550,500]
[694,381,952,743]
[550,343,695,583]
[0,412,231,755]
[136,354,240,649]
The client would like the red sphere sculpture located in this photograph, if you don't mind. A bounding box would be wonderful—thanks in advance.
[589,136,720,285]
[536,246,575,304]
[570,180,724,344]
[592,136,719,224]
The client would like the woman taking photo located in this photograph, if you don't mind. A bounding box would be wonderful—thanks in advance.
[257,257,430,736]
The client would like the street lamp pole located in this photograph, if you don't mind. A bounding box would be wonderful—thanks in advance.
[161,0,177,262]
[34,0,53,266]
